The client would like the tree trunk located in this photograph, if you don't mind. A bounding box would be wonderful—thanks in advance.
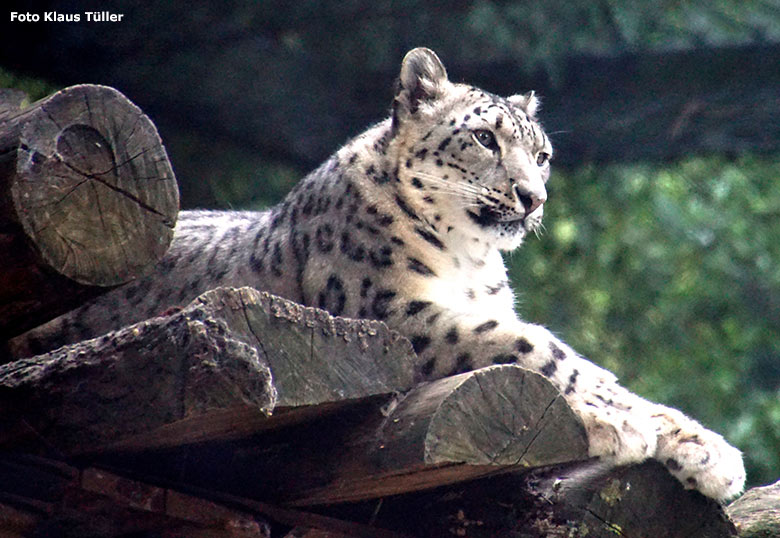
[85,365,588,508]
[0,84,178,339]
[273,364,588,507]
[190,287,417,408]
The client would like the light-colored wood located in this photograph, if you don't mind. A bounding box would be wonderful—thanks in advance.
[156,364,586,507]
[0,84,178,338]
[189,287,418,407]
[0,287,416,454]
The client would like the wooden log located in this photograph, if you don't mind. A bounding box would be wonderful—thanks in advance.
[0,455,78,537]
[173,484,413,538]
[101,363,587,507]
[355,459,738,537]
[0,306,276,454]
[727,478,780,537]
[78,468,271,538]
[187,287,417,408]
[0,455,407,538]
[285,529,354,538]
[0,502,37,537]
[0,84,179,338]
[0,286,415,454]
[278,364,587,506]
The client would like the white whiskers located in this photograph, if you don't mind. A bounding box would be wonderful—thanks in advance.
[409,171,487,209]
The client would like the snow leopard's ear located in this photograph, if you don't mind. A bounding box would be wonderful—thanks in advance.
[393,48,448,122]
[508,91,540,120]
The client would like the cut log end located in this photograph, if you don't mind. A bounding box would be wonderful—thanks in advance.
[283,365,589,507]
[10,84,179,286]
[195,287,417,407]
[424,365,588,467]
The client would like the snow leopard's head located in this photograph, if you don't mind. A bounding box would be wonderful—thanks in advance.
[391,47,552,252]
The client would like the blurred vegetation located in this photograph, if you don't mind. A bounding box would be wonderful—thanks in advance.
[0,67,56,102]
[1,0,777,489]
[507,155,780,486]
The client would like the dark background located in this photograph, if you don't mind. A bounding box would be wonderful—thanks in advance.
[2,0,778,488]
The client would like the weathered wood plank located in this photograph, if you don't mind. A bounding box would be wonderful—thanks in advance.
[101,363,587,507]
[0,84,178,339]
[279,364,588,506]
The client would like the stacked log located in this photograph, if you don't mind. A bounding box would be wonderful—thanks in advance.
[0,85,178,340]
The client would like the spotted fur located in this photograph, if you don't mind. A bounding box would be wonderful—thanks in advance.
[12,48,745,500]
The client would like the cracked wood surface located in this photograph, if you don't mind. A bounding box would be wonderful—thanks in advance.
[0,282,747,536]
[280,364,588,506]
[0,84,178,339]
[0,303,275,455]
[104,363,588,507]
[0,286,416,454]
[187,286,418,408]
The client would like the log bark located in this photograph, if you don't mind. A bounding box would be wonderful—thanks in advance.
[181,286,418,408]
[0,304,276,454]
[727,478,780,537]
[0,286,416,454]
[278,364,588,506]
[0,84,179,339]
[0,455,741,537]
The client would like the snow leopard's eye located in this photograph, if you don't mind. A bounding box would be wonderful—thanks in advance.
[536,152,550,166]
[473,129,498,151]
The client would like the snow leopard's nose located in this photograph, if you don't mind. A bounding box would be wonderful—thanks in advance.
[512,183,546,215]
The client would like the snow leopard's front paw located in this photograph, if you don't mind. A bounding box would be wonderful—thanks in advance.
[652,408,745,501]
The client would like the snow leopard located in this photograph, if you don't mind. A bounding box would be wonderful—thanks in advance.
[11,47,745,500]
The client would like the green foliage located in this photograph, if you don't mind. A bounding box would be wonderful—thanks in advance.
[0,67,56,102]
[507,155,780,487]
